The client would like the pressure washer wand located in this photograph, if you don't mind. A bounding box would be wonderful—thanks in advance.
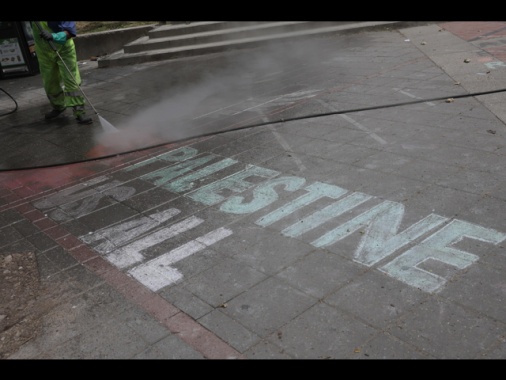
[33,22,117,133]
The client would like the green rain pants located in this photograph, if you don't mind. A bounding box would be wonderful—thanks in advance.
[32,22,87,117]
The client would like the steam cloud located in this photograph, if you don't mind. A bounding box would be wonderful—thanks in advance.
[91,35,337,156]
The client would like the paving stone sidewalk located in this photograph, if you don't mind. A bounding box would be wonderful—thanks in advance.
[2,22,506,359]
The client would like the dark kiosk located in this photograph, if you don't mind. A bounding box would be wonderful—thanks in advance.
[0,21,39,79]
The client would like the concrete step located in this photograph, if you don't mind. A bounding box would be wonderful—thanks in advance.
[96,21,422,69]
[147,21,272,39]
[124,21,359,54]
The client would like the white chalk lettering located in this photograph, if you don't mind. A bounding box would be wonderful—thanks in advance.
[313,200,405,249]
[484,61,506,69]
[124,146,199,172]
[128,227,233,291]
[141,154,218,187]
[256,182,348,227]
[36,177,136,222]
[46,144,506,294]
[53,183,136,222]
[355,213,448,266]
[220,176,306,214]
[282,192,372,238]
[380,219,506,292]
[33,175,111,209]
[81,208,181,253]
[163,158,238,193]
[188,165,280,206]
[106,215,204,269]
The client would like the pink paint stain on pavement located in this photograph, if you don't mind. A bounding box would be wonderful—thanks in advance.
[439,22,506,42]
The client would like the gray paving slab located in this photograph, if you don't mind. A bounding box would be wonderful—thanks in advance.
[2,21,506,359]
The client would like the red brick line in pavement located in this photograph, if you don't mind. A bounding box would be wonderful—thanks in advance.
[438,21,506,63]
[438,22,506,41]
[0,153,245,359]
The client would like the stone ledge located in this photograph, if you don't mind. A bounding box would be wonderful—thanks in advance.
[74,24,157,61]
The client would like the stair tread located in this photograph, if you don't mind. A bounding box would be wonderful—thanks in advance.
[130,22,344,48]
[117,22,394,57]
[98,21,399,67]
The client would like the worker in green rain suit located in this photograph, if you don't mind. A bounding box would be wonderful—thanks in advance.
[32,21,92,125]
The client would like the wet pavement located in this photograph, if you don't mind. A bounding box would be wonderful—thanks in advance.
[2,22,506,359]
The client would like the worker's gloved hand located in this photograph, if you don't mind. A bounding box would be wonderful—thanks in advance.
[39,29,53,41]
[39,30,67,44]
[52,31,68,44]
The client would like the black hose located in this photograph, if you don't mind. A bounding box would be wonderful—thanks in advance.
[2,86,506,172]
[0,87,19,116]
